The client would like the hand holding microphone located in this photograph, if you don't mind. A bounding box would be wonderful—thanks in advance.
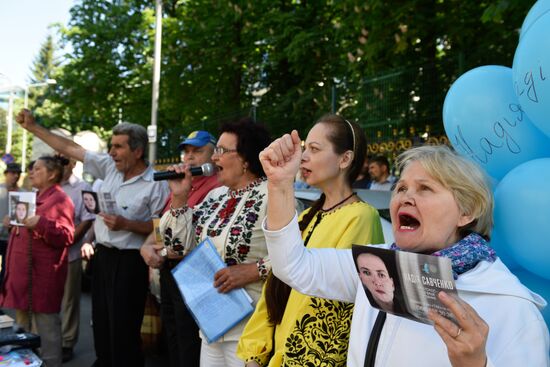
[156,163,216,204]
[153,163,216,181]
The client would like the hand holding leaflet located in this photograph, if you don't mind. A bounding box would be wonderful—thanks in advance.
[171,237,254,343]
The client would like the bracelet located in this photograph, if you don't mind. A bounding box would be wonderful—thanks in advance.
[170,204,189,218]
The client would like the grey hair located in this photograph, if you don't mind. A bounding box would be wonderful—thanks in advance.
[395,145,493,239]
[112,123,148,160]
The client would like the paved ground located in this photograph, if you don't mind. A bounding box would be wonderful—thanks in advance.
[4,290,168,366]
[65,291,169,367]
[64,291,95,367]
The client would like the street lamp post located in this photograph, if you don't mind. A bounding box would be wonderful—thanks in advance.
[22,79,57,171]
[0,73,15,155]
[148,0,163,164]
[6,91,14,154]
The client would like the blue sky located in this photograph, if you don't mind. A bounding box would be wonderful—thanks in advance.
[0,0,75,88]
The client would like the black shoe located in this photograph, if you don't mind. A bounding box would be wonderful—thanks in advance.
[62,347,73,363]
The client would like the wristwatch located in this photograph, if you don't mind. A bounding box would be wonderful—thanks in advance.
[159,247,168,257]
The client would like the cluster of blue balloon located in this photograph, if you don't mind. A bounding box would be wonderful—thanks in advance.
[443,0,550,325]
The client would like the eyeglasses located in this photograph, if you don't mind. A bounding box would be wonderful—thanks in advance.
[213,146,238,155]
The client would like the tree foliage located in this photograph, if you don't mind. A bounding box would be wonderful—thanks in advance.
[29,34,62,115]
[30,34,59,83]
[29,0,535,159]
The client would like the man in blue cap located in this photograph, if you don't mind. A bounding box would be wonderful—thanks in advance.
[141,130,220,367]
[177,130,216,152]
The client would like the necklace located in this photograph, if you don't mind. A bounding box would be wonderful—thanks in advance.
[320,192,356,212]
[303,192,357,246]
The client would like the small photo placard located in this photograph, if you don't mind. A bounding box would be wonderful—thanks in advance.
[82,190,100,214]
[8,192,37,226]
[81,191,119,215]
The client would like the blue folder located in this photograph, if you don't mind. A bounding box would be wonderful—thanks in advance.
[171,237,254,343]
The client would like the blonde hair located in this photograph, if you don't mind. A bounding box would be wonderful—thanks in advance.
[396,145,493,239]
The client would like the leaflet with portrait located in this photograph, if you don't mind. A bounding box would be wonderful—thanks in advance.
[352,245,458,324]
[81,190,119,215]
[8,192,36,227]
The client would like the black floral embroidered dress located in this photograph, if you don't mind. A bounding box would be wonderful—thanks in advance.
[237,201,385,366]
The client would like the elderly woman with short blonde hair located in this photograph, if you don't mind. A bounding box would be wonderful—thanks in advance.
[258,139,549,367]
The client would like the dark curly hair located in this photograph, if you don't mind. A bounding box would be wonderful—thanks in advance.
[219,117,271,178]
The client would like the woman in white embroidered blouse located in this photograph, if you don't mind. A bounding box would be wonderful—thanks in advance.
[159,118,273,367]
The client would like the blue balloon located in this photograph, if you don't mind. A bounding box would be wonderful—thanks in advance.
[519,0,550,40]
[511,268,550,328]
[494,158,550,280]
[443,65,550,180]
[489,226,519,270]
[513,12,550,138]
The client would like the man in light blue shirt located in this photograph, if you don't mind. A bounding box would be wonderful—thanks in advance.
[368,156,396,191]
[16,109,169,367]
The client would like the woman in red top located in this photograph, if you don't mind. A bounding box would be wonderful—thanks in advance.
[0,155,74,367]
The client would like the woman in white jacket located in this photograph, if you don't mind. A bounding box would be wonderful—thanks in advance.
[258,134,550,367]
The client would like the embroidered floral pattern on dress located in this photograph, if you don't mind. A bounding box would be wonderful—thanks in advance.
[169,204,189,218]
[282,298,353,366]
[163,227,185,255]
[257,258,269,281]
[191,178,267,268]
[224,188,265,265]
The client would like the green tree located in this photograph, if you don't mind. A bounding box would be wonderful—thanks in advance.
[157,0,255,154]
[30,34,59,83]
[35,0,537,159]
[46,0,154,133]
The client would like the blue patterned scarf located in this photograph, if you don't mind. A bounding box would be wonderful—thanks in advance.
[390,233,497,279]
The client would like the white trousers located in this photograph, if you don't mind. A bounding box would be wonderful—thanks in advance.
[200,339,242,367]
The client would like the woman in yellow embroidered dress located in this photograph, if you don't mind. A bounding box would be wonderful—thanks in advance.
[237,115,384,366]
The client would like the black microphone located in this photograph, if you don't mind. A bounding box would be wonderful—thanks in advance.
[153,163,216,181]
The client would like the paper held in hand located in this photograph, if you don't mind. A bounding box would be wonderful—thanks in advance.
[352,245,458,324]
[8,192,36,227]
[171,237,254,343]
[81,190,119,215]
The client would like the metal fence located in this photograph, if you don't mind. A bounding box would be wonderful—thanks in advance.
[155,58,461,165]
[342,58,461,160]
